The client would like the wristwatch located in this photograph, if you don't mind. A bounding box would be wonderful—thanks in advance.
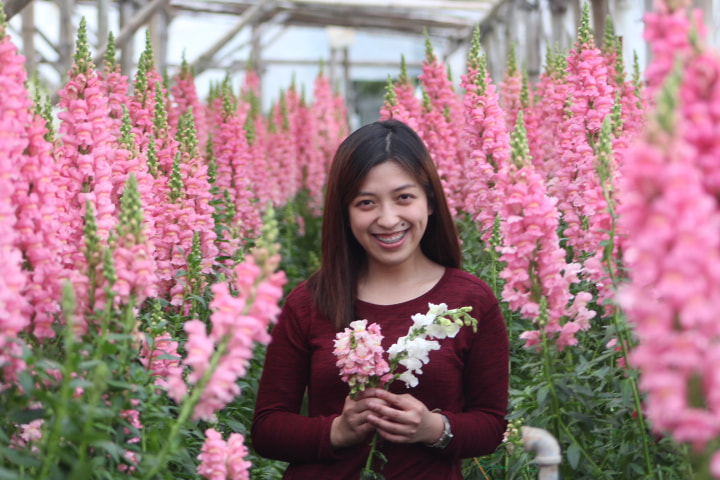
[426,411,453,449]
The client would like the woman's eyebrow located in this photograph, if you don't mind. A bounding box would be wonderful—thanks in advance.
[356,184,418,196]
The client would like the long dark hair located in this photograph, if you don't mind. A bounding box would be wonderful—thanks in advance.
[307,119,461,330]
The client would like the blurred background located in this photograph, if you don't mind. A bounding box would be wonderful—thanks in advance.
[4,0,719,129]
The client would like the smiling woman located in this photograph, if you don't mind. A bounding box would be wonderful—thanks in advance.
[349,161,440,303]
[251,119,510,480]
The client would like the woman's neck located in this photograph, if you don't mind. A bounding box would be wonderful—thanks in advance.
[357,256,446,305]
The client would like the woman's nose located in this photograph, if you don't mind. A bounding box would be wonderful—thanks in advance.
[376,205,400,228]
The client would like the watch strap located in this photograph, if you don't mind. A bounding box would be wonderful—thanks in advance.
[425,410,453,449]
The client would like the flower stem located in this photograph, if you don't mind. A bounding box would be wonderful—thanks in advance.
[142,334,229,479]
[540,329,610,479]
[363,432,380,473]
[601,177,655,478]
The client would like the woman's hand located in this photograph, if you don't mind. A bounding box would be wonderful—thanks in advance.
[364,389,445,445]
[330,389,390,449]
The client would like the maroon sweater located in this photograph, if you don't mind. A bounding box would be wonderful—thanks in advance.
[251,268,509,480]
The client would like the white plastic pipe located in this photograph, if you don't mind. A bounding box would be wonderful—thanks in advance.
[522,426,562,480]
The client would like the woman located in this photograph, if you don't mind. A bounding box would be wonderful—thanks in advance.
[251,119,509,479]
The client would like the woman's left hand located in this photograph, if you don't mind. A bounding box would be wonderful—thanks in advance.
[364,389,445,445]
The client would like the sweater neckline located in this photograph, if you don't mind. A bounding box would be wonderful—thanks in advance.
[355,267,452,312]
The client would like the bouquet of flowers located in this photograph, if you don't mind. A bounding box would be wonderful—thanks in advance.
[333,303,477,479]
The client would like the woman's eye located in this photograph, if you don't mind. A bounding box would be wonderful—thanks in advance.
[355,199,373,207]
[398,194,414,201]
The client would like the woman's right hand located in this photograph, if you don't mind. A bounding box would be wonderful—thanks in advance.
[330,389,387,449]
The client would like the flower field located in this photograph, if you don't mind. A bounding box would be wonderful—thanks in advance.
[1,0,719,478]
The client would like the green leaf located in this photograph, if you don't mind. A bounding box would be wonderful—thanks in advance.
[536,384,549,407]
[0,446,42,468]
[16,370,35,396]
[10,408,45,424]
[90,440,123,462]
[0,467,21,480]
[567,442,581,469]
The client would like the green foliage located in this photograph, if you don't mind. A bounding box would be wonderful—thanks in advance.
[456,212,693,480]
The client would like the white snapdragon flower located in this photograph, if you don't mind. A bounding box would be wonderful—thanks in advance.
[386,303,477,388]
[410,312,434,329]
[404,337,439,364]
[398,370,419,388]
[427,303,448,317]
[426,320,461,339]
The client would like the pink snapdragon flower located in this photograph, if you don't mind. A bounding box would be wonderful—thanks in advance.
[643,0,703,101]
[0,21,32,379]
[170,59,209,156]
[15,112,67,338]
[498,44,523,134]
[618,38,720,459]
[550,5,616,262]
[313,70,346,171]
[418,39,464,216]
[212,92,263,250]
[380,56,423,132]
[197,429,251,480]
[141,331,183,392]
[168,254,286,421]
[497,113,594,349]
[293,92,326,215]
[98,47,130,139]
[266,97,299,208]
[462,52,511,241]
[333,320,392,396]
[532,51,570,181]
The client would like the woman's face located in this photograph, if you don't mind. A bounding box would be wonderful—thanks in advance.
[348,161,432,271]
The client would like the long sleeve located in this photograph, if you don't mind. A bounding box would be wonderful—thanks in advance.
[434,296,509,459]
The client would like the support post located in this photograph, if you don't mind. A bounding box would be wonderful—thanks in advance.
[96,0,170,70]
[97,0,110,52]
[591,0,609,47]
[150,5,170,74]
[57,0,74,78]
[250,23,264,105]
[119,0,135,75]
[21,1,35,78]
[190,0,273,76]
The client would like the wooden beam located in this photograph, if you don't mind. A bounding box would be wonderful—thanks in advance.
[190,0,274,76]
[150,6,170,73]
[93,0,170,66]
[97,0,110,51]
[21,1,35,76]
[2,0,33,19]
[33,22,61,58]
[57,0,74,78]
[591,0,608,47]
[286,0,493,11]
[119,0,135,75]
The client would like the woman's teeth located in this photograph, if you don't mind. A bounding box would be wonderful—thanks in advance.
[376,231,406,244]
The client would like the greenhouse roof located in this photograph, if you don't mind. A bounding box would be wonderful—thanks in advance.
[168,0,502,39]
[3,0,506,101]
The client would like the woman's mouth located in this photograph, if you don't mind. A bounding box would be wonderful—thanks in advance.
[374,230,407,245]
